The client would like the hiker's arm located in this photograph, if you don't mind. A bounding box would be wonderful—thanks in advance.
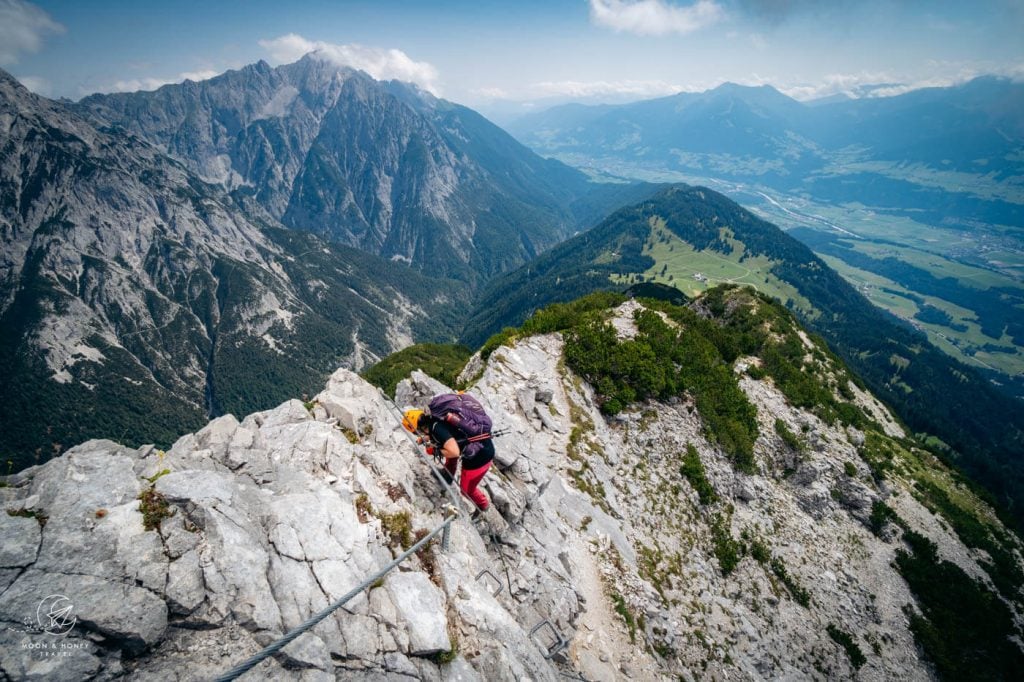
[440,438,460,460]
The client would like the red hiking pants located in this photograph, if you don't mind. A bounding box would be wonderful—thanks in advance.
[444,458,491,511]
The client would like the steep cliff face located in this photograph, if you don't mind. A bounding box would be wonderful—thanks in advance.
[79,54,594,280]
[3,297,1021,680]
[0,69,462,467]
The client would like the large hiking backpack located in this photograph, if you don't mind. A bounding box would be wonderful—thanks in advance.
[428,393,493,458]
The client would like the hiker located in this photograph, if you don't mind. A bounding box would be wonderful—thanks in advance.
[402,393,495,515]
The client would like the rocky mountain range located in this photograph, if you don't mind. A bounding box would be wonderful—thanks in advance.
[0,54,664,468]
[0,68,466,469]
[78,54,631,281]
[2,291,1021,680]
[507,77,1024,228]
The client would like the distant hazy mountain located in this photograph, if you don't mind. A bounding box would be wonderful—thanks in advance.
[0,69,464,467]
[808,77,1024,173]
[517,84,812,169]
[463,185,1024,522]
[79,55,620,281]
[509,77,1024,227]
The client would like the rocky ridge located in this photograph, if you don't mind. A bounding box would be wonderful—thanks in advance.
[79,54,595,280]
[0,68,460,465]
[2,299,1022,680]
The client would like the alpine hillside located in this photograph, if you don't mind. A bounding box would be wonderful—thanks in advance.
[79,54,647,282]
[463,185,1024,529]
[507,79,1024,392]
[2,289,1022,680]
[0,68,466,470]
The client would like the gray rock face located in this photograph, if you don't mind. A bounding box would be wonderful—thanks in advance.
[0,511,41,567]
[0,305,1019,680]
[0,569,167,654]
[77,55,590,281]
[0,629,101,681]
[0,68,463,465]
[395,370,451,411]
[385,572,450,655]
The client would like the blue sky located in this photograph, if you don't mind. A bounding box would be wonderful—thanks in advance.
[3,0,1022,114]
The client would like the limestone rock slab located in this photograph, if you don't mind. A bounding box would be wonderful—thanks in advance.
[385,571,450,655]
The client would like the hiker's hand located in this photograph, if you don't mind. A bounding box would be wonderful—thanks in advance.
[425,446,436,456]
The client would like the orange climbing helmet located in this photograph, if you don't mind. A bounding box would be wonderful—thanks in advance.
[402,409,424,433]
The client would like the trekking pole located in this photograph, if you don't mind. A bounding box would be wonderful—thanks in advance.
[455,427,511,447]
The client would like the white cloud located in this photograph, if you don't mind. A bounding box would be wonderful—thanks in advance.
[259,33,440,94]
[105,69,221,94]
[777,72,900,101]
[1005,63,1024,82]
[680,62,1024,104]
[588,0,725,36]
[866,79,959,99]
[472,86,510,100]
[15,74,50,94]
[775,66,1009,102]
[0,0,64,65]
[531,79,687,99]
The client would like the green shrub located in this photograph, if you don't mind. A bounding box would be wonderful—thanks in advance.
[859,432,898,481]
[749,325,867,429]
[827,624,866,669]
[749,538,810,607]
[774,419,804,453]
[771,557,811,607]
[895,528,1024,680]
[680,444,719,505]
[915,479,1023,605]
[431,645,458,665]
[138,487,173,531]
[379,509,413,548]
[519,291,626,337]
[363,343,473,396]
[711,514,742,575]
[749,538,771,564]
[609,590,638,643]
[563,306,759,470]
[868,501,899,536]
[480,327,519,360]
[145,468,171,484]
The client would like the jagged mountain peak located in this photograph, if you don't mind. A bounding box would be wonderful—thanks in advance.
[2,292,1020,679]
[0,69,467,467]
[278,51,364,86]
[1,50,653,475]
[0,68,28,94]
[1,68,81,127]
[77,56,596,280]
